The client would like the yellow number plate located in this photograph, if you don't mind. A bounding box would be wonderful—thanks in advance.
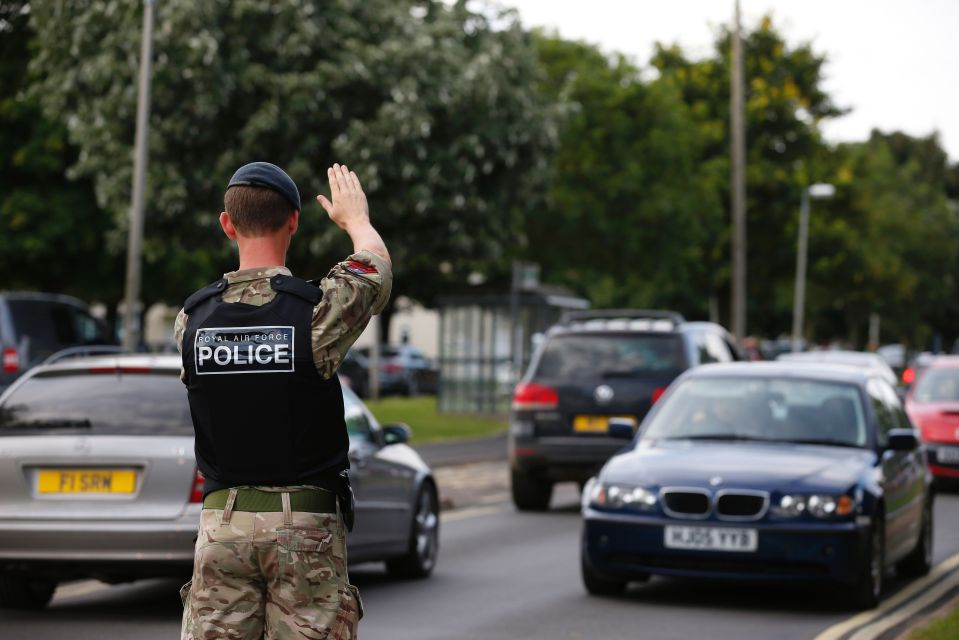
[37,470,136,494]
[573,415,636,433]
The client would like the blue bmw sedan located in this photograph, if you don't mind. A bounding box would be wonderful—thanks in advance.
[581,362,933,609]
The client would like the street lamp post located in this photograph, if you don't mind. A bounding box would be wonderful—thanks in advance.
[791,183,835,352]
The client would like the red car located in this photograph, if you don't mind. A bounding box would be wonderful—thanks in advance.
[905,356,959,480]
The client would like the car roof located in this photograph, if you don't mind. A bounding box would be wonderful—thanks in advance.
[32,353,182,375]
[686,361,875,384]
[924,355,959,370]
[546,313,728,337]
[0,291,90,307]
[777,350,884,366]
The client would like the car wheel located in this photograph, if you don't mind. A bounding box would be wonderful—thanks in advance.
[511,469,553,511]
[848,519,884,610]
[386,482,439,579]
[898,497,933,578]
[0,572,57,610]
[581,547,628,596]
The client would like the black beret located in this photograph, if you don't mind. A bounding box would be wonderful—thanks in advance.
[227,162,301,211]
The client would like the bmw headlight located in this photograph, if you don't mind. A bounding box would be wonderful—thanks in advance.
[590,483,658,511]
[771,494,855,519]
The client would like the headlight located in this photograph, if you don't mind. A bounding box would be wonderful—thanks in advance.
[771,493,855,519]
[590,483,657,511]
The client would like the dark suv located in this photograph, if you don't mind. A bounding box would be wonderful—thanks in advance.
[509,310,740,510]
[0,293,111,393]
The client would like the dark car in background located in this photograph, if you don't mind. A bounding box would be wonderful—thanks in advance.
[339,349,371,398]
[359,344,439,396]
[0,292,111,393]
[0,355,439,609]
[581,362,932,609]
[777,350,899,388]
[905,355,959,482]
[509,310,741,511]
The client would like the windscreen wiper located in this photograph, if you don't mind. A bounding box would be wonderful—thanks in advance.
[0,419,92,430]
[666,434,775,442]
[782,438,862,448]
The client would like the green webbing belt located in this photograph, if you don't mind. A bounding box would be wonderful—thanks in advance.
[203,487,336,513]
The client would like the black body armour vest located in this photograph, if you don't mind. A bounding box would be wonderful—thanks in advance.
[182,274,348,495]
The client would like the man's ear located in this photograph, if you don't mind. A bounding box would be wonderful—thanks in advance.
[219,212,238,240]
[289,210,299,236]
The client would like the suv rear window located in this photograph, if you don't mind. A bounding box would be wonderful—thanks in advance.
[0,371,192,436]
[534,334,686,379]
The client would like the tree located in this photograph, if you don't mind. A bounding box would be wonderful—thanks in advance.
[528,33,724,316]
[807,131,959,348]
[28,0,556,333]
[652,16,845,335]
[0,1,120,303]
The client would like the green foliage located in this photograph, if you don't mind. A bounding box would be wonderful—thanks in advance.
[529,33,724,315]
[27,0,556,310]
[808,131,959,347]
[364,395,504,442]
[652,16,845,334]
[0,1,120,301]
[7,4,959,349]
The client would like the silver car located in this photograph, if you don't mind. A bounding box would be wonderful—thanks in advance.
[0,354,439,609]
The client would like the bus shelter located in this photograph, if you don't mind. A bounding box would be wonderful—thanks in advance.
[437,287,588,415]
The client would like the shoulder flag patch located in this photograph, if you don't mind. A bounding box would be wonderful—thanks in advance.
[344,260,378,276]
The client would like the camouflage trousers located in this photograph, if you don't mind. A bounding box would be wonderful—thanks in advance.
[180,496,362,639]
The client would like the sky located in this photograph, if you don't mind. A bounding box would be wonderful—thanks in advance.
[505,0,959,161]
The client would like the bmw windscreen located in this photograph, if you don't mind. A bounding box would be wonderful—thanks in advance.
[642,377,868,448]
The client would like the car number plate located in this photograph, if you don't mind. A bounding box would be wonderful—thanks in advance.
[573,415,635,434]
[938,447,959,464]
[37,469,136,494]
[664,526,758,552]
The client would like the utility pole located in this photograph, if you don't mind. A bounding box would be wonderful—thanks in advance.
[791,188,811,353]
[122,0,156,350]
[730,0,747,341]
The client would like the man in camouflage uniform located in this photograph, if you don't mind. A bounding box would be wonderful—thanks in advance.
[175,162,391,639]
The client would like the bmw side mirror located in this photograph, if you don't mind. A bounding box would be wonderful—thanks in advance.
[608,418,635,440]
[382,423,412,446]
[887,429,919,451]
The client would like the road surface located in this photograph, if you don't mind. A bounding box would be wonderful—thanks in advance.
[2,485,958,640]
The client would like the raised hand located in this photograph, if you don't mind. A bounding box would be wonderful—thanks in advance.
[316,163,370,232]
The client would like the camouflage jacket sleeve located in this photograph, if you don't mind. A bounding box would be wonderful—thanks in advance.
[312,250,392,379]
[174,307,188,383]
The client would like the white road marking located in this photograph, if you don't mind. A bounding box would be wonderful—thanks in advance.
[53,580,111,600]
[848,569,959,640]
[814,551,959,640]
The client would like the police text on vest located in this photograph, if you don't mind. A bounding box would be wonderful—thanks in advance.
[194,326,295,375]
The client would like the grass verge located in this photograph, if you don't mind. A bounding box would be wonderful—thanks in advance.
[365,395,506,443]
[909,598,959,640]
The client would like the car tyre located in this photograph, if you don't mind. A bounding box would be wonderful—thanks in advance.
[580,550,628,596]
[897,497,933,578]
[0,572,57,610]
[511,469,553,511]
[848,519,884,610]
[386,482,439,579]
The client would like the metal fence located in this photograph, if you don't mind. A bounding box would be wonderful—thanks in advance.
[437,288,588,415]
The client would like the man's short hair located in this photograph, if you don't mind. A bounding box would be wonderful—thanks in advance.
[224,185,295,235]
